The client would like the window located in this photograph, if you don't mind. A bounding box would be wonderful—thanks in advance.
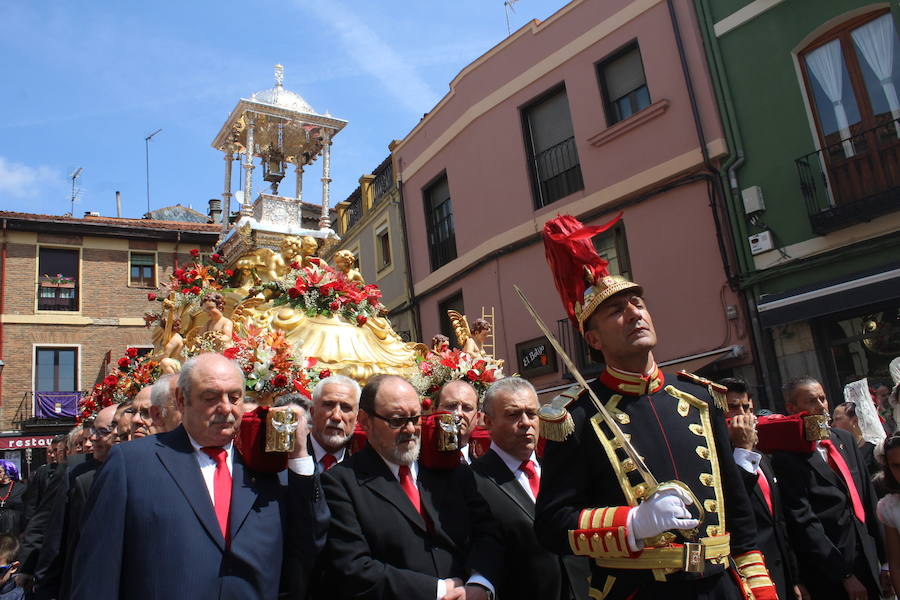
[522,86,584,209]
[592,221,632,281]
[35,347,78,392]
[424,174,457,271]
[598,43,651,125]
[37,247,79,311]
[438,292,465,343]
[376,225,392,270]
[130,252,156,287]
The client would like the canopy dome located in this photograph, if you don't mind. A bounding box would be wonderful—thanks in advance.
[250,64,316,115]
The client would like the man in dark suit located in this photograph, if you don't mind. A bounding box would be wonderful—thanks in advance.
[772,376,884,600]
[721,377,800,600]
[308,374,360,472]
[471,376,588,600]
[321,374,502,600]
[435,381,479,464]
[71,353,328,600]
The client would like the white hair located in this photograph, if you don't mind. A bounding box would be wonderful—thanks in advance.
[150,374,178,415]
[482,377,537,417]
[311,374,361,405]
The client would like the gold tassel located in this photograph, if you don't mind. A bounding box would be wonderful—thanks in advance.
[709,387,728,412]
[539,403,575,442]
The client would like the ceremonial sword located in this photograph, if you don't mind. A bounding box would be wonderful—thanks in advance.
[513,285,704,533]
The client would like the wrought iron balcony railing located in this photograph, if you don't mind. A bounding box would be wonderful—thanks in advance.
[372,156,394,203]
[13,391,83,428]
[796,117,900,235]
[345,189,363,232]
[36,282,78,311]
[530,136,584,209]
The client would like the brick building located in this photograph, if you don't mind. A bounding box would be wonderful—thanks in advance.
[0,211,219,474]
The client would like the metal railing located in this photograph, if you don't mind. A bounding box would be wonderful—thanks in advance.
[36,283,78,311]
[372,156,394,202]
[13,391,83,428]
[344,188,363,233]
[796,117,900,235]
[531,136,584,208]
[427,201,457,271]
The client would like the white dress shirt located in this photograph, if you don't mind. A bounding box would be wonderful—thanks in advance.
[459,443,472,464]
[490,442,540,501]
[733,447,762,474]
[375,453,494,599]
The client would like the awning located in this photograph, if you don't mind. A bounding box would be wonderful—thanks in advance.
[758,266,900,328]
[658,345,743,374]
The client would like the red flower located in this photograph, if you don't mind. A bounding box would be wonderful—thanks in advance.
[287,287,300,299]
[320,369,331,379]
[356,315,367,326]
[126,347,138,358]
[466,370,478,381]
[103,374,119,386]
[189,248,200,257]
[181,288,190,295]
[173,268,185,279]
[211,253,224,263]
[147,292,157,301]
[419,362,433,375]
[421,398,432,410]
[225,269,234,277]
[223,346,240,359]
[293,380,312,398]
[474,360,487,372]
[190,286,201,295]
[480,370,496,383]
[329,301,340,312]
[272,374,288,388]
[117,357,130,368]
[290,261,301,270]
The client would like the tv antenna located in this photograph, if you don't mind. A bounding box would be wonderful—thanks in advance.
[144,128,163,215]
[69,168,83,216]
[504,0,519,35]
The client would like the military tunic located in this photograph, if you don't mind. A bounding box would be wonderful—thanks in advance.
[534,368,759,600]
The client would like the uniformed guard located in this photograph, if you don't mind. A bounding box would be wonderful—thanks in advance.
[532,214,777,600]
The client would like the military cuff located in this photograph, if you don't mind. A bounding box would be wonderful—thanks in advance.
[568,506,635,558]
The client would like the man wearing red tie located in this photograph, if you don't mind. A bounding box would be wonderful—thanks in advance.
[320,375,502,600]
[71,353,328,600]
[471,377,588,600]
[772,376,884,600]
[309,375,360,472]
[721,377,801,600]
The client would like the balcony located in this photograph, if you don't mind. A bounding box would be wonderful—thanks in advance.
[345,189,363,232]
[372,156,394,203]
[530,136,584,209]
[14,391,82,430]
[796,117,900,235]
[37,280,78,311]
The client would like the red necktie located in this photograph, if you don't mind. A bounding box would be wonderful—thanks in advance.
[398,465,422,515]
[756,468,773,515]
[320,453,337,471]
[520,460,540,499]
[202,447,232,541]
[821,439,866,523]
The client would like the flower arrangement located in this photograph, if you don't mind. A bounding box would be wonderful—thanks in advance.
[40,273,76,285]
[78,348,161,422]
[144,249,233,326]
[255,261,385,326]
[214,324,327,399]
[411,349,505,407]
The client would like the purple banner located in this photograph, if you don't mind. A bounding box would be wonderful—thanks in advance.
[34,392,79,418]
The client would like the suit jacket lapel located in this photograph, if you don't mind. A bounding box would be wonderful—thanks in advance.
[357,445,426,531]
[480,450,534,519]
[229,450,257,540]
[810,436,842,489]
[155,427,224,550]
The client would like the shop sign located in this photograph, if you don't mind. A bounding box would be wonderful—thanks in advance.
[0,435,54,450]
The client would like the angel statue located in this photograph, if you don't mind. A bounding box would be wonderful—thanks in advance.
[447,311,494,359]
[334,249,364,284]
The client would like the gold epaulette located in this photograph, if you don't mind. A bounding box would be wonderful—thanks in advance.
[676,371,728,412]
[538,384,581,442]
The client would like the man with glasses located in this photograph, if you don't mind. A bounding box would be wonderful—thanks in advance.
[33,404,118,600]
[320,374,502,600]
[115,397,136,443]
[435,380,479,464]
[130,388,153,440]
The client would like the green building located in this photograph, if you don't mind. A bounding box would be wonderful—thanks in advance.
[695,0,900,407]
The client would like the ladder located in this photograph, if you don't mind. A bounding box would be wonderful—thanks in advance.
[480,306,496,357]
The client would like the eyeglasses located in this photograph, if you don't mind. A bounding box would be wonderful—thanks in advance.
[371,413,422,430]
[90,427,115,438]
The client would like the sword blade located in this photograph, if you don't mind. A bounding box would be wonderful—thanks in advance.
[513,285,657,488]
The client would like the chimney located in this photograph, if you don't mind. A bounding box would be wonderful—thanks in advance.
[116,191,122,218]
[208,198,222,224]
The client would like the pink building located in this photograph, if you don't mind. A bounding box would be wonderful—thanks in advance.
[393,0,756,397]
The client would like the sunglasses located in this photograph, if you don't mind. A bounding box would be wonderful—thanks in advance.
[371,413,422,430]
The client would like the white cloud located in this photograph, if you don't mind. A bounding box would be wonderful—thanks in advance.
[300,0,442,115]
[0,157,65,200]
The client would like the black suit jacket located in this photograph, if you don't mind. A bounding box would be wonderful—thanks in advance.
[320,443,503,600]
[471,449,589,600]
[737,453,798,599]
[772,428,884,597]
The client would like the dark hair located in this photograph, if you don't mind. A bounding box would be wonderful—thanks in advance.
[359,374,406,416]
[51,434,67,445]
[719,377,750,397]
[431,334,449,348]
[202,292,226,311]
[0,534,19,563]
[782,376,821,403]
[471,318,491,334]
[833,401,857,419]
[882,433,900,493]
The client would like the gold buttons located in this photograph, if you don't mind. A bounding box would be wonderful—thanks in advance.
[622,458,636,472]
[677,399,690,417]
[695,446,710,460]
[614,411,630,424]
[704,499,718,512]
[699,473,714,487]
[689,424,704,436]
[633,483,648,499]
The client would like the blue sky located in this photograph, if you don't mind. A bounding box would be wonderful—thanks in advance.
[0,0,568,220]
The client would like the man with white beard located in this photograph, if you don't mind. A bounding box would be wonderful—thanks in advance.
[309,375,360,472]
[320,375,503,600]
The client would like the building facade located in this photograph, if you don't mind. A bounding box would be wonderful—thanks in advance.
[393,0,756,400]
[696,0,900,406]
[0,212,219,473]
[331,156,418,342]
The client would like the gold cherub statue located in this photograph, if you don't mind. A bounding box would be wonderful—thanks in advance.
[447,311,493,358]
[334,249,364,284]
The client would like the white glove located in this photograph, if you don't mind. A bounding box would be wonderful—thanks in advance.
[630,486,700,542]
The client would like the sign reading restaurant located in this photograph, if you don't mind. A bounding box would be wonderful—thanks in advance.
[0,435,54,450]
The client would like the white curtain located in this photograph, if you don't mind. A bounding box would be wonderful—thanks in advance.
[806,39,856,156]
[852,13,900,137]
